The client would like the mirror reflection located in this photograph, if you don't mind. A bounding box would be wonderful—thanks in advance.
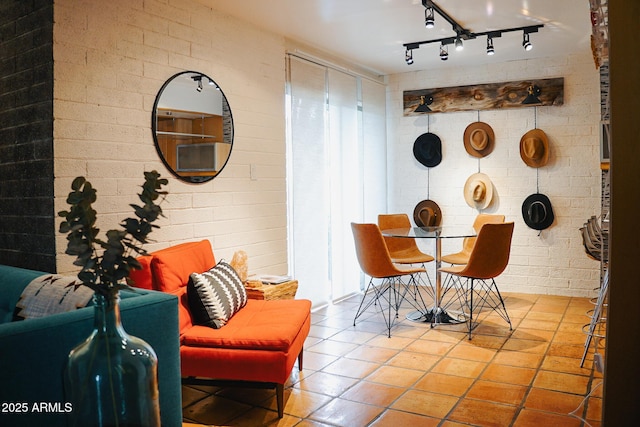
[152,71,234,183]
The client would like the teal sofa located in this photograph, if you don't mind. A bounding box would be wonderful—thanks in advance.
[0,265,182,427]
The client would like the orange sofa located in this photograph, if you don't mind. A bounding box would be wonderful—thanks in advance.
[128,240,311,418]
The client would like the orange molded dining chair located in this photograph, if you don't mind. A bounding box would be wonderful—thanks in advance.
[441,214,505,265]
[351,222,427,337]
[439,222,514,339]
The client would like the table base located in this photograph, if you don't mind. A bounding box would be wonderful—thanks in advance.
[406,309,465,325]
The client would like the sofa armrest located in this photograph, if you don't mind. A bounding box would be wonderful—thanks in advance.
[0,289,182,427]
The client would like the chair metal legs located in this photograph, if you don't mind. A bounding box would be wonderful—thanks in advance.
[581,269,608,367]
[441,274,512,339]
[398,267,434,310]
[353,273,428,338]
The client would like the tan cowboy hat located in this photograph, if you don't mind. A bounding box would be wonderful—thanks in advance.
[413,199,442,227]
[520,129,549,168]
[463,122,495,158]
[463,173,494,210]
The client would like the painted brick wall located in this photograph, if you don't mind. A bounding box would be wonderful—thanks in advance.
[0,0,55,271]
[53,0,288,275]
[387,52,602,297]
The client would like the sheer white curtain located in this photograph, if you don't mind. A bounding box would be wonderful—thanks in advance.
[286,55,387,307]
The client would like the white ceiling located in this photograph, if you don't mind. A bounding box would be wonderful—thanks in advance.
[205,0,593,76]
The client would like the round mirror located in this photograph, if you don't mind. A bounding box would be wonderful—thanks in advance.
[152,71,234,183]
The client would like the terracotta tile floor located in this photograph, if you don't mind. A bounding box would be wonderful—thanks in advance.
[182,291,604,426]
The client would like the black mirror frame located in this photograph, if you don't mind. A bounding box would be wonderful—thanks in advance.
[151,70,234,184]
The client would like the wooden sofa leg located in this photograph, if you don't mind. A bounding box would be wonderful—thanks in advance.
[297,347,304,370]
[276,383,284,418]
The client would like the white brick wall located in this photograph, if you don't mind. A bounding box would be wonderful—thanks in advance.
[53,0,288,275]
[387,52,602,297]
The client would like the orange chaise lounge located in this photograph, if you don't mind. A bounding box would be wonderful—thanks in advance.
[128,240,312,418]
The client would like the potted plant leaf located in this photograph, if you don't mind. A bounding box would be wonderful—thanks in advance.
[58,170,168,427]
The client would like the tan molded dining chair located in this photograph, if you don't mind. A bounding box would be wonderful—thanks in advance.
[378,214,435,304]
[439,222,514,339]
[441,214,505,265]
[351,222,427,337]
[378,214,435,265]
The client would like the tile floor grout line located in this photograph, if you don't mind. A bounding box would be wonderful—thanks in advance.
[182,292,603,426]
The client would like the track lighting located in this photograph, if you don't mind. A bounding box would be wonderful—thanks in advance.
[192,75,203,92]
[439,43,448,61]
[486,36,495,55]
[522,32,532,51]
[424,6,435,28]
[454,35,463,51]
[405,48,414,65]
[403,1,542,63]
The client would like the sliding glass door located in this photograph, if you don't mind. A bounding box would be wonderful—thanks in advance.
[286,55,386,307]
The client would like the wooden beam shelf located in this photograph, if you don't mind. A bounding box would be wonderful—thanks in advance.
[403,77,564,115]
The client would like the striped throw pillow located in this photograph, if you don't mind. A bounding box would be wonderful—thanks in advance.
[187,260,247,328]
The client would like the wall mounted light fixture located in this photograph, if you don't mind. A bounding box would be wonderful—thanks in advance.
[415,95,434,112]
[522,85,542,105]
[403,0,543,64]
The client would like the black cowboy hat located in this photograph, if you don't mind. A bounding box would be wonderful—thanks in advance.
[413,132,442,168]
[522,193,554,230]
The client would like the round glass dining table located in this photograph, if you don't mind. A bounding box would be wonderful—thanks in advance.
[381,226,476,324]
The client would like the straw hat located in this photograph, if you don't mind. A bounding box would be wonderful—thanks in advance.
[463,122,495,158]
[463,173,494,210]
[520,129,549,168]
[413,199,442,227]
[413,132,442,168]
[522,193,555,230]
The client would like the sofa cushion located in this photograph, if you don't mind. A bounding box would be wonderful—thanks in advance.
[0,266,50,324]
[13,275,94,321]
[150,240,216,333]
[181,299,311,351]
[151,240,215,293]
[126,255,154,290]
[187,260,247,329]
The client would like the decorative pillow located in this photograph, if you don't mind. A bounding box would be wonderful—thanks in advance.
[13,275,94,321]
[187,260,247,329]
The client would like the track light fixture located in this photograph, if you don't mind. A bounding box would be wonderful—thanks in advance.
[439,43,448,61]
[486,36,495,55]
[522,32,533,51]
[424,6,435,28]
[192,75,203,92]
[403,0,543,63]
[405,47,414,65]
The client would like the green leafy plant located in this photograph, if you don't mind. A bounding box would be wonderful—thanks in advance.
[58,171,168,295]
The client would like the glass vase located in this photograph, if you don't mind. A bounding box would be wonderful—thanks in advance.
[66,290,161,427]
